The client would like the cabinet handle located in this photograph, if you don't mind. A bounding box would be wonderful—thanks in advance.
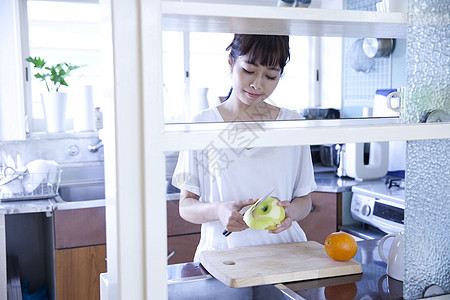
[310,204,315,213]
[167,250,175,260]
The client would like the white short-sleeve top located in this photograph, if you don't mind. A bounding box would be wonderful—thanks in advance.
[172,106,317,261]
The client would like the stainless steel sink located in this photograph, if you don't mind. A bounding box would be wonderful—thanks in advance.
[58,181,105,202]
[168,278,290,300]
[167,263,290,299]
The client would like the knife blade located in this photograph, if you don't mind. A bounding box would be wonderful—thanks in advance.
[249,189,275,217]
[222,189,275,237]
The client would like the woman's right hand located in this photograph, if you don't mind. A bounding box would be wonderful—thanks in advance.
[218,198,256,233]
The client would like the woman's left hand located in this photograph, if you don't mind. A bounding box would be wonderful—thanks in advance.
[268,199,293,234]
[268,194,312,234]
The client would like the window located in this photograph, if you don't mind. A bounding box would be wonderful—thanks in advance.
[163,32,316,123]
[24,1,319,129]
[25,0,102,132]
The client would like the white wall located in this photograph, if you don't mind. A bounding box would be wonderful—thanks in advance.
[319,0,343,110]
[0,0,26,141]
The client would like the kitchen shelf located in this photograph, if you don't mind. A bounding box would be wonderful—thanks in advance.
[163,119,450,151]
[162,1,407,38]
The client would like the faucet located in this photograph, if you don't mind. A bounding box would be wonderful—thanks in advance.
[88,139,104,153]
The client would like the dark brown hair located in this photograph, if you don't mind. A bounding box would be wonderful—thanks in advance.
[226,34,290,74]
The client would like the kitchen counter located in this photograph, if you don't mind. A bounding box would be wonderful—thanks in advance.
[0,169,359,211]
[0,171,358,211]
[167,239,403,299]
[0,171,356,211]
[0,196,105,214]
[165,171,361,201]
[313,171,360,193]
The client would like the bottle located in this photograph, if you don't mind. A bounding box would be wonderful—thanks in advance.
[95,107,103,130]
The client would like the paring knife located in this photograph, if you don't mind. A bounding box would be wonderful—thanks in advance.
[222,189,275,237]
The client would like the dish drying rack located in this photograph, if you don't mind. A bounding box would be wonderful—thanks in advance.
[0,170,62,201]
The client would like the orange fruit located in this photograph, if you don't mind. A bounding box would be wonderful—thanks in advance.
[324,232,357,261]
[324,283,358,300]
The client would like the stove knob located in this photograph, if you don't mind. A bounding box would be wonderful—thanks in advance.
[361,204,371,216]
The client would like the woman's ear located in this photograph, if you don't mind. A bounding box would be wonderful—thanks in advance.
[228,56,234,72]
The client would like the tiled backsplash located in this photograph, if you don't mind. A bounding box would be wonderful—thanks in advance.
[342,0,405,118]
[0,132,104,184]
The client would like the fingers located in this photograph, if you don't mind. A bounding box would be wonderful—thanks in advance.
[269,216,293,234]
[224,210,248,232]
[240,198,258,207]
[277,200,291,208]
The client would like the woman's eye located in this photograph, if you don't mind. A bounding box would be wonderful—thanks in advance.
[243,68,254,74]
[266,75,277,80]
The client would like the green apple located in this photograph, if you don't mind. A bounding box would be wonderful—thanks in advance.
[243,197,285,230]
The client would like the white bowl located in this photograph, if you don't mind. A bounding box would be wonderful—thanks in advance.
[22,160,60,194]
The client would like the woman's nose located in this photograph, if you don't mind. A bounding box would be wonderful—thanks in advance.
[250,77,262,90]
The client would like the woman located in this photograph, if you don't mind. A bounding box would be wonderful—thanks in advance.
[173,34,317,261]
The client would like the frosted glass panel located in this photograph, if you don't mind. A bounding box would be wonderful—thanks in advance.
[404,0,450,299]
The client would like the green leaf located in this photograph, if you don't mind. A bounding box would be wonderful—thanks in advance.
[34,74,47,80]
[25,56,85,92]
[25,56,46,69]
[60,79,68,87]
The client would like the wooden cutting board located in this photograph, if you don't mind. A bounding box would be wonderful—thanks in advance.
[199,241,362,288]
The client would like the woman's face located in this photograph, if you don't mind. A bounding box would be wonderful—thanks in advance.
[230,55,281,106]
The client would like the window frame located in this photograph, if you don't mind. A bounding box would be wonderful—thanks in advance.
[23,0,105,134]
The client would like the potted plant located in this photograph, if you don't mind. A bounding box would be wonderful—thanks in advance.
[26,56,83,133]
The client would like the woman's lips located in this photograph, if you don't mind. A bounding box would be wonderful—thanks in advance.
[245,90,261,99]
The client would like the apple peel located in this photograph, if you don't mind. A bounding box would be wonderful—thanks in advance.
[243,197,285,230]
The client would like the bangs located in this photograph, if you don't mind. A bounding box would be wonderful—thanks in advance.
[245,37,288,69]
[227,34,290,73]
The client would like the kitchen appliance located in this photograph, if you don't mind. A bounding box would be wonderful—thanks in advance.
[378,274,403,299]
[319,144,339,167]
[300,108,340,120]
[378,231,404,281]
[336,142,389,181]
[350,179,404,235]
[301,108,340,167]
[382,0,408,12]
[373,89,399,117]
[373,89,407,172]
[344,143,389,181]
[199,241,362,288]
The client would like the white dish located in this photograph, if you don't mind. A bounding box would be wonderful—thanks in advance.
[22,160,60,193]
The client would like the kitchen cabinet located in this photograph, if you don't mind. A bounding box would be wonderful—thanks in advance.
[167,235,201,264]
[162,1,407,38]
[2,212,54,299]
[159,1,447,151]
[55,245,106,300]
[54,207,107,300]
[298,192,342,244]
[54,207,106,248]
[167,200,201,264]
[106,1,450,298]
[0,202,106,300]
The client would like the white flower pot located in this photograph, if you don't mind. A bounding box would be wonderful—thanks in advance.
[41,92,68,133]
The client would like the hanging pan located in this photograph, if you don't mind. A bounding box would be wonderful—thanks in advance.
[362,38,396,58]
